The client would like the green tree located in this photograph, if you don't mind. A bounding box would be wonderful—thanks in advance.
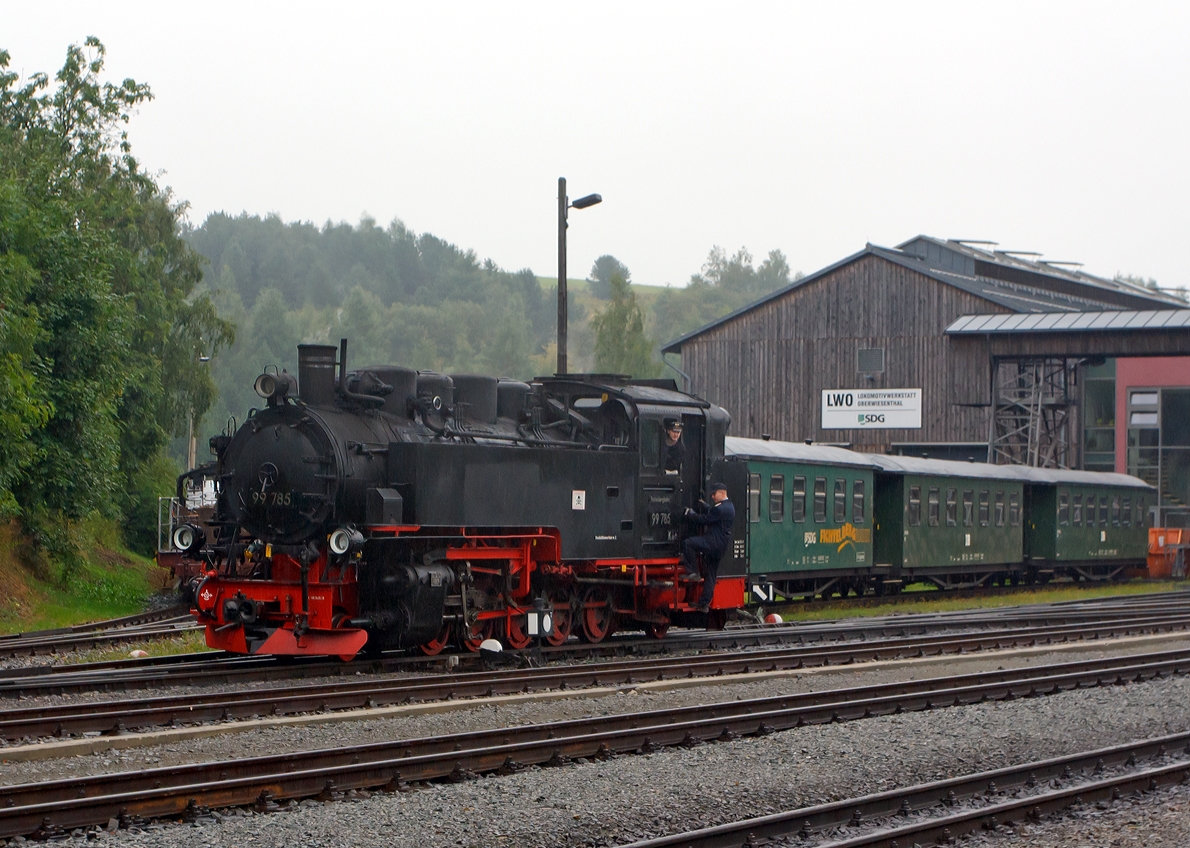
[588,254,631,300]
[591,273,660,378]
[0,39,233,563]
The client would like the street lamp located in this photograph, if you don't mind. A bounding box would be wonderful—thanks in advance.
[187,355,212,470]
[557,177,602,375]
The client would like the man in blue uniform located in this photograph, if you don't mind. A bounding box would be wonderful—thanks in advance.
[682,482,735,612]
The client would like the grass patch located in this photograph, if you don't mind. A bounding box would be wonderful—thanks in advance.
[59,628,211,665]
[769,580,1188,623]
[0,516,171,635]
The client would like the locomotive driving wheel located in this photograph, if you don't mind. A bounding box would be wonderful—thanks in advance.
[419,622,452,656]
[458,618,494,652]
[504,612,531,650]
[579,587,615,643]
[545,592,574,647]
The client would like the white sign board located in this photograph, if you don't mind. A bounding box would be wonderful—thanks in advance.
[821,388,922,430]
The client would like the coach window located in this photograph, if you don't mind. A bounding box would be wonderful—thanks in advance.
[946,488,957,526]
[1111,495,1120,526]
[1058,492,1069,526]
[641,420,661,468]
[994,491,1005,527]
[962,490,974,527]
[927,487,940,526]
[834,479,847,523]
[769,475,785,523]
[793,477,806,522]
[1072,494,1082,526]
[1009,492,1021,526]
[748,473,761,523]
[1099,495,1109,526]
[1138,497,1147,527]
[978,491,989,526]
[908,485,922,526]
[814,477,827,523]
[852,479,865,524]
[1122,496,1131,527]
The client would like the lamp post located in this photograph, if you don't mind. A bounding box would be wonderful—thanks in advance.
[187,354,212,470]
[557,177,602,375]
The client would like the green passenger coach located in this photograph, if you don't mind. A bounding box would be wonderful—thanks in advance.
[1019,469,1153,580]
[869,455,1027,589]
[725,437,878,600]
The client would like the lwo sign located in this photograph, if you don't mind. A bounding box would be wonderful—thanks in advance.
[821,388,922,430]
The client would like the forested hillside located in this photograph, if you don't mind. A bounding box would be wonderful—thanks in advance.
[184,214,798,453]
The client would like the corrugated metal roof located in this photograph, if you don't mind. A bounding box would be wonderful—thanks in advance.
[869,454,1026,482]
[945,309,1190,334]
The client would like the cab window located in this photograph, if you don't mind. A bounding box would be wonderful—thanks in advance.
[640,420,661,468]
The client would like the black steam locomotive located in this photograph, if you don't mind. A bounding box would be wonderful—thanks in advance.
[177,341,742,658]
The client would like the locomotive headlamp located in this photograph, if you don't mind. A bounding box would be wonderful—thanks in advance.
[328,526,364,556]
[172,524,206,554]
[253,370,297,404]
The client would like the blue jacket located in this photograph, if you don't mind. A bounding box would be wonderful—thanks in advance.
[688,498,735,554]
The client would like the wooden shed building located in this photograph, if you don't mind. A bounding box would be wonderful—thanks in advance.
[662,236,1187,488]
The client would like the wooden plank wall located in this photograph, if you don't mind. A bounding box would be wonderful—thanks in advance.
[682,254,1011,450]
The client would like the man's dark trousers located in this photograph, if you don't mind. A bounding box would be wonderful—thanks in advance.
[682,536,723,607]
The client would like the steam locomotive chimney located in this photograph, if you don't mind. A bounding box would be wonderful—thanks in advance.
[297,343,338,406]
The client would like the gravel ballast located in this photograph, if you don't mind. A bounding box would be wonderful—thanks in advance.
[1,642,1188,847]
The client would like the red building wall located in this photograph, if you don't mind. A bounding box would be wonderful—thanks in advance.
[1114,357,1190,474]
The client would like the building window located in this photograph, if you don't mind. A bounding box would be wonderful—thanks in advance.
[963,490,974,527]
[857,347,885,373]
[908,485,922,526]
[814,477,827,523]
[1058,492,1069,526]
[769,475,785,523]
[1072,494,1082,526]
[1127,387,1190,527]
[1082,359,1116,472]
[946,488,958,526]
[748,473,761,523]
[994,491,1005,527]
[928,487,940,526]
[852,479,865,524]
[834,479,847,523]
[978,491,989,526]
[793,477,806,523]
[1009,492,1021,526]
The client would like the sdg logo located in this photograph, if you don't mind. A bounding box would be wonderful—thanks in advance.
[858,413,886,424]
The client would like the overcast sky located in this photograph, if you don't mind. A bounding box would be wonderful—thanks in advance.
[6,2,1188,289]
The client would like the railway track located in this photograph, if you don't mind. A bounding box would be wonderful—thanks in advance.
[0,607,196,658]
[1,592,1187,700]
[1,646,1187,839]
[3,607,1190,742]
[620,732,1190,847]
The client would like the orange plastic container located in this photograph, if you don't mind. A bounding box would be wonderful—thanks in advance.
[1148,528,1184,579]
